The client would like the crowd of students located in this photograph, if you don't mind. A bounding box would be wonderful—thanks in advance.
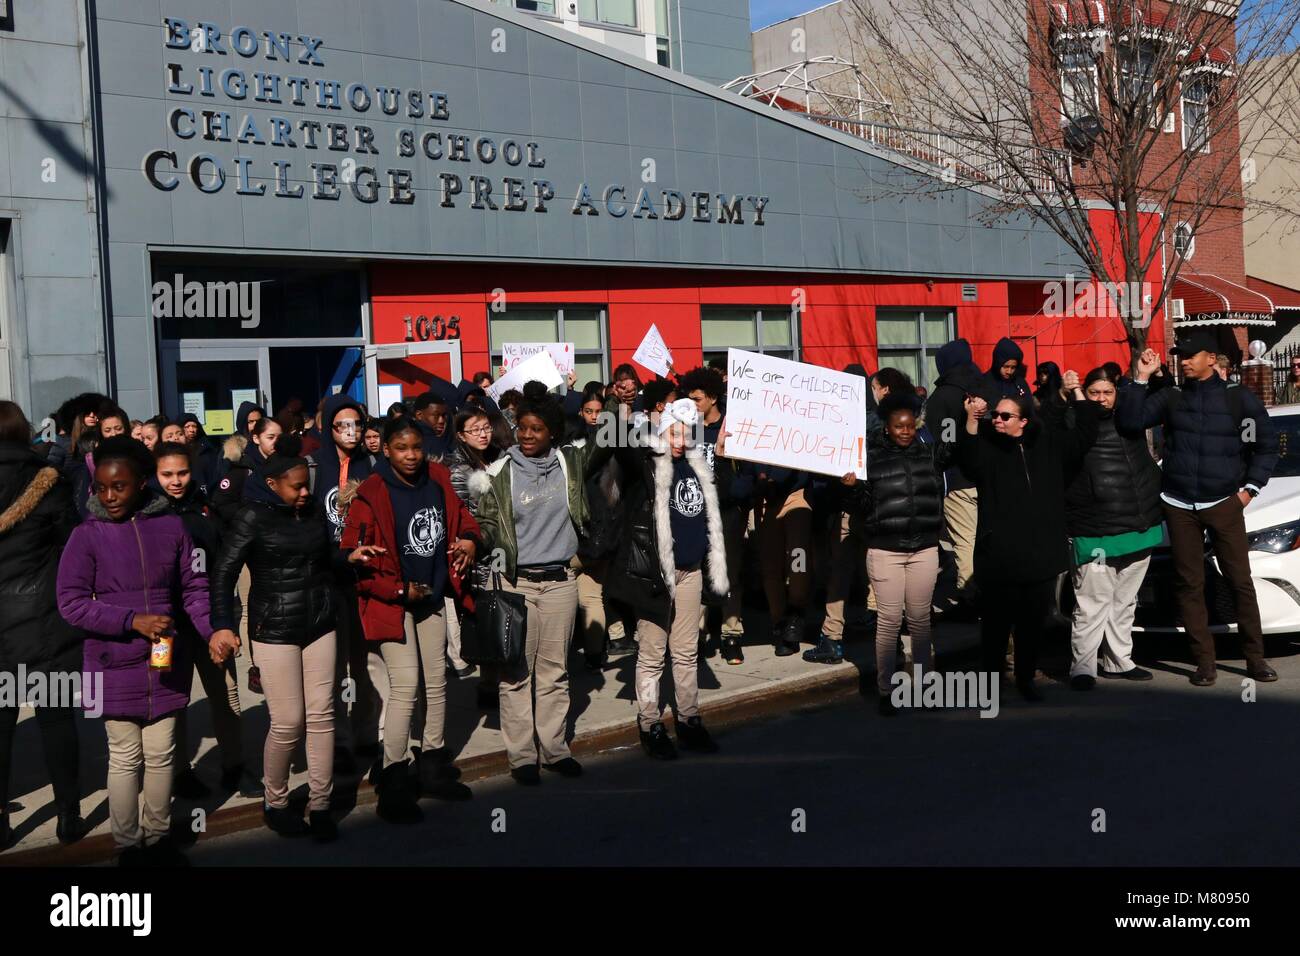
[0,327,1282,864]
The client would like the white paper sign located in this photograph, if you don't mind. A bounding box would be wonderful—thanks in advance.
[486,349,564,401]
[502,342,575,375]
[377,383,405,413]
[182,392,206,422]
[230,388,258,413]
[723,348,868,480]
[632,324,673,378]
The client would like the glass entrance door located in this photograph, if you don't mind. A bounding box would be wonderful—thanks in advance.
[160,345,270,437]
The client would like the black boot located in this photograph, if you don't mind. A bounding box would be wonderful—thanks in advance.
[376,761,424,824]
[263,803,309,837]
[417,748,471,801]
[639,721,678,760]
[56,805,87,845]
[774,614,802,656]
[676,715,719,753]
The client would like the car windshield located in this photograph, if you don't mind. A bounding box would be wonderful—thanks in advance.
[1272,414,1300,478]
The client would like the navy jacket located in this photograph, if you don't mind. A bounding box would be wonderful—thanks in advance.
[1115,375,1278,503]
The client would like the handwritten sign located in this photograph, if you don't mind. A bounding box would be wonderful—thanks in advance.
[502,342,575,376]
[486,349,564,401]
[723,348,867,479]
[632,324,673,378]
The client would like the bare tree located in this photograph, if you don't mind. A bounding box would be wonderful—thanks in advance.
[844,0,1300,369]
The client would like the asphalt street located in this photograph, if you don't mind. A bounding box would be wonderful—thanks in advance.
[184,634,1300,867]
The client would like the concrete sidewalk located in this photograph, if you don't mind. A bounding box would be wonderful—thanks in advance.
[1,618,980,865]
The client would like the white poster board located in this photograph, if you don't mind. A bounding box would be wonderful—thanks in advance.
[502,342,574,375]
[632,324,673,378]
[230,388,258,414]
[723,348,868,480]
[377,383,405,413]
[182,391,206,423]
[486,350,564,401]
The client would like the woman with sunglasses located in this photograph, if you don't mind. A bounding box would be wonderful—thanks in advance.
[957,373,1098,701]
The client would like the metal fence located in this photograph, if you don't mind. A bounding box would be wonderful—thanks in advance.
[1273,342,1300,402]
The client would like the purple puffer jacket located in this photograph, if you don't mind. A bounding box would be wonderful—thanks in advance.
[56,491,214,721]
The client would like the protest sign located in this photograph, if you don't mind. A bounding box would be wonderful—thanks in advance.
[632,324,673,378]
[723,348,867,479]
[486,349,564,401]
[502,342,575,376]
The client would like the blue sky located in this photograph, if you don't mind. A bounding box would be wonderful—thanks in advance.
[750,0,820,30]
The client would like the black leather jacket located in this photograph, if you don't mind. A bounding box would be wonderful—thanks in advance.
[209,499,345,645]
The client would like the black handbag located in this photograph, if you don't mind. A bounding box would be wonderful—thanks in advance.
[463,572,527,666]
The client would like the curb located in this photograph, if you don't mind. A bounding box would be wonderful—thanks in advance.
[2,628,976,867]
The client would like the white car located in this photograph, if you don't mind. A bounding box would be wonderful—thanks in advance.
[1133,403,1300,635]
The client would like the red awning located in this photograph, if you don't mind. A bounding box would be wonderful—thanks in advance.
[1172,272,1275,326]
[1247,275,1300,311]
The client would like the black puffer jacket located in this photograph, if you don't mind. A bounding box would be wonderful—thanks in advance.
[1064,410,1162,537]
[849,435,945,552]
[208,499,344,646]
[1116,375,1279,502]
[0,444,83,672]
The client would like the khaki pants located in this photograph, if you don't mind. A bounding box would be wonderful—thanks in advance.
[576,558,609,657]
[105,715,178,849]
[635,569,703,726]
[1070,555,1147,677]
[822,511,866,640]
[868,547,939,692]
[759,489,813,620]
[721,508,747,637]
[943,488,978,593]
[499,572,578,769]
[380,606,448,766]
[256,633,336,812]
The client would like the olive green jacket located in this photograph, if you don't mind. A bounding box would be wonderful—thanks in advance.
[472,441,594,582]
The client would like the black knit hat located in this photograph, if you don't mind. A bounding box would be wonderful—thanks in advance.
[262,433,309,478]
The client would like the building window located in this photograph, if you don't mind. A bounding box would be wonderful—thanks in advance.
[579,0,638,28]
[701,307,799,369]
[1058,44,1099,121]
[656,37,671,68]
[1121,40,1158,114]
[1182,74,1212,152]
[494,0,557,16]
[875,308,954,389]
[488,306,608,388]
[1173,222,1195,259]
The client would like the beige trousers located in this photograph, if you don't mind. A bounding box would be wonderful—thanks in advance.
[498,573,578,769]
[867,547,940,693]
[105,714,178,849]
[943,488,979,593]
[255,633,336,812]
[379,606,448,766]
[635,569,704,725]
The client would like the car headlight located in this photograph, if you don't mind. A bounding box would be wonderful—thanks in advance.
[1247,520,1300,554]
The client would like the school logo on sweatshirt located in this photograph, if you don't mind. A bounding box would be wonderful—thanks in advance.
[405,507,445,557]
[324,486,342,527]
[671,476,704,518]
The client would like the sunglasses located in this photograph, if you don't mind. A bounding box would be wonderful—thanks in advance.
[992,411,1021,422]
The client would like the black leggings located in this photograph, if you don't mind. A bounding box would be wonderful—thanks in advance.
[979,577,1056,685]
[0,701,80,813]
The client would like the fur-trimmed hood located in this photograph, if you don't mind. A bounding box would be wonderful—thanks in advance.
[223,433,248,463]
[0,466,59,534]
[648,446,728,600]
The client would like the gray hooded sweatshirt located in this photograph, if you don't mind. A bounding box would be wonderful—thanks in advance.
[509,445,578,568]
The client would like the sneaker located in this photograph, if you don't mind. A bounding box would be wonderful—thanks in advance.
[802,634,844,665]
[309,810,338,843]
[676,716,719,753]
[173,767,210,800]
[247,665,263,695]
[1070,674,1096,691]
[1099,666,1154,681]
[1247,660,1278,682]
[720,635,745,665]
[542,757,584,778]
[1190,666,1217,687]
[773,618,800,656]
[780,614,804,648]
[263,804,310,837]
[510,765,541,786]
[639,721,678,760]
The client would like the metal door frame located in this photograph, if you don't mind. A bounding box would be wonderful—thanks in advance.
[364,340,463,413]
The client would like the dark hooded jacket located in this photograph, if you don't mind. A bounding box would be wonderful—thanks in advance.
[984,337,1033,402]
[1034,362,1062,404]
[178,413,221,495]
[0,444,83,673]
[924,338,986,494]
[234,402,263,439]
[210,435,269,531]
[312,394,372,541]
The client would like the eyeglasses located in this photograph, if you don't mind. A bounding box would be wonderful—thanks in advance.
[992,411,1020,422]
[461,426,492,437]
